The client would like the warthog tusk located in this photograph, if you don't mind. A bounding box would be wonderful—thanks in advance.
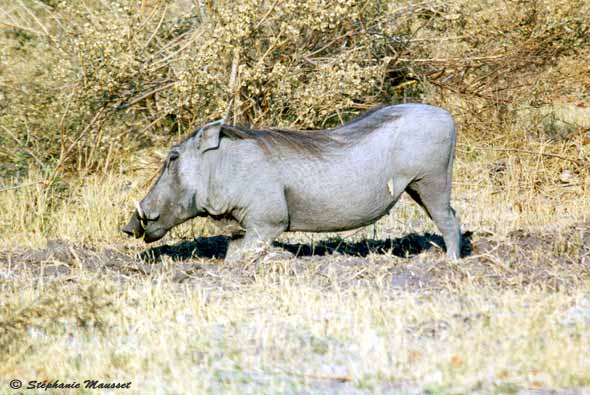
[387,178,395,197]
[135,200,145,222]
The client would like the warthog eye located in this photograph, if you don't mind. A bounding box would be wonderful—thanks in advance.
[167,150,179,171]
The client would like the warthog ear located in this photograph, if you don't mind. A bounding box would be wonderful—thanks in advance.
[198,119,224,153]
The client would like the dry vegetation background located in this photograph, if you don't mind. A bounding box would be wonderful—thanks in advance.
[0,0,589,394]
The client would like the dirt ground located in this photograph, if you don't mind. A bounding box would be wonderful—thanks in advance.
[1,224,589,395]
[2,223,588,292]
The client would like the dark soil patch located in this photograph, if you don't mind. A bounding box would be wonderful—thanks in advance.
[1,239,182,280]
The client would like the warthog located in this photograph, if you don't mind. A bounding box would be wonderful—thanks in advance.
[123,104,462,260]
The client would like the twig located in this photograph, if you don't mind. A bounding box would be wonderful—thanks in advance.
[137,2,161,31]
[229,48,240,93]
[280,368,352,383]
[428,79,512,104]
[137,112,169,135]
[228,47,240,125]
[0,20,44,36]
[85,118,106,173]
[17,0,52,39]
[0,125,46,169]
[257,35,287,66]
[31,0,53,9]
[398,54,506,63]
[143,4,167,50]
[0,181,44,193]
[59,88,76,163]
[195,0,207,22]
[117,81,177,110]
[149,35,196,68]
[254,0,281,30]
[392,80,417,90]
[44,106,107,190]
[408,35,469,42]
[306,31,360,58]
[146,30,191,63]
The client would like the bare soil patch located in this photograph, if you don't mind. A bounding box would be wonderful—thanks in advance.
[2,223,588,291]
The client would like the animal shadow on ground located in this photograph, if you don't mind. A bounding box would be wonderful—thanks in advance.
[139,232,473,262]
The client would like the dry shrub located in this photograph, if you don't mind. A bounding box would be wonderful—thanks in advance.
[0,0,409,179]
[0,0,589,185]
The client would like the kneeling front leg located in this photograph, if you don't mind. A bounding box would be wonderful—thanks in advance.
[224,222,287,264]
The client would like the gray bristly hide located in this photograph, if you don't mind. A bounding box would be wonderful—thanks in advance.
[122,104,462,261]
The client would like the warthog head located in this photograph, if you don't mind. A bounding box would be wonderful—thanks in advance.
[122,120,224,243]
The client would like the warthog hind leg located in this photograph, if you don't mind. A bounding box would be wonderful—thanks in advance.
[405,178,461,259]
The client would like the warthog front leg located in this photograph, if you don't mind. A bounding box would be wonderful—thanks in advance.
[224,222,287,264]
[223,185,289,264]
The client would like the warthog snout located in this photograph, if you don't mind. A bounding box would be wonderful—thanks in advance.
[122,210,144,239]
[122,201,166,243]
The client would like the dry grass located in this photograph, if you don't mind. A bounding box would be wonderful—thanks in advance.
[0,156,589,394]
[0,250,589,394]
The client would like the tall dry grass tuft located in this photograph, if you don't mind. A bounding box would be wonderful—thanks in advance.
[0,174,141,248]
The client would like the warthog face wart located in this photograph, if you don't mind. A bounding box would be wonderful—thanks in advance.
[122,120,224,243]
